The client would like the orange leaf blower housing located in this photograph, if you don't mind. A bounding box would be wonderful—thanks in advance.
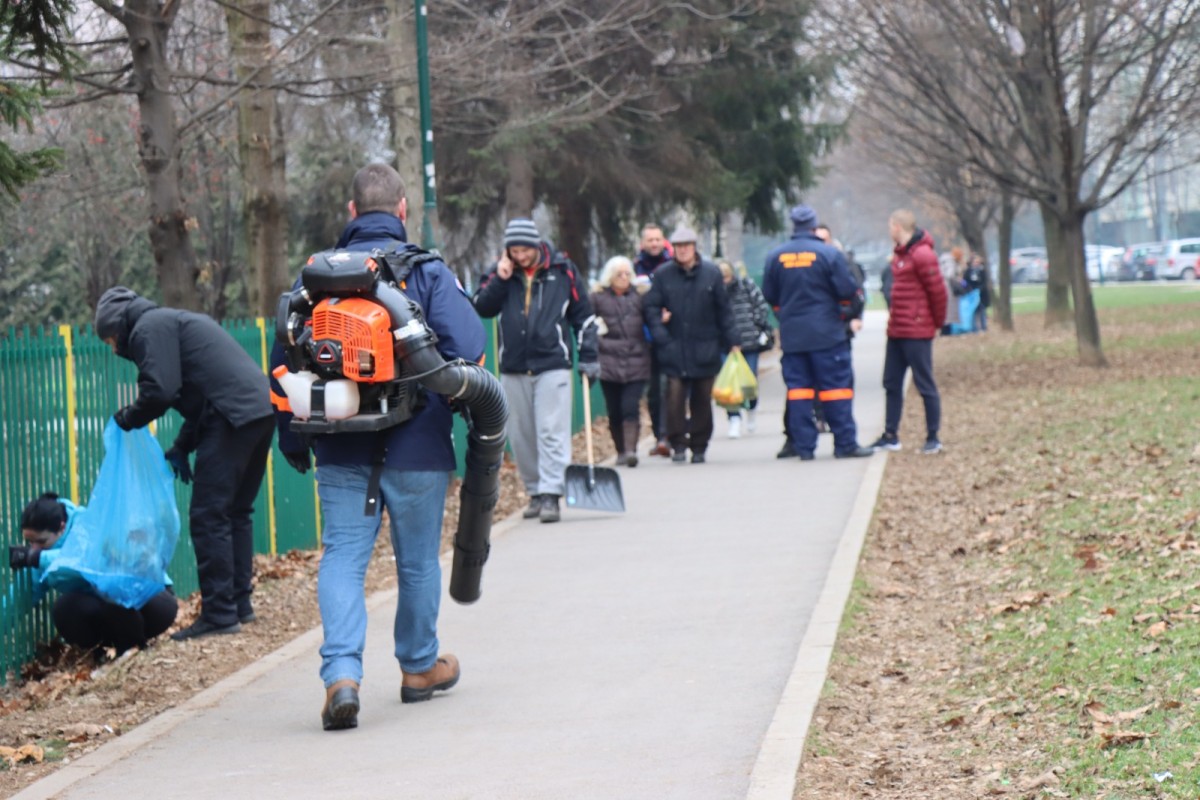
[311,297,397,383]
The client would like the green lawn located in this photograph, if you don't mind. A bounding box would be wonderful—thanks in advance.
[1009,282,1200,314]
[970,376,1200,797]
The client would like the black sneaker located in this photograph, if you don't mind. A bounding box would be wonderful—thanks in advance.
[870,434,901,451]
[539,494,561,523]
[238,605,256,625]
[835,445,876,459]
[776,440,798,459]
[691,452,706,464]
[921,439,943,455]
[671,450,687,463]
[523,495,542,519]
[798,452,815,461]
[170,618,241,641]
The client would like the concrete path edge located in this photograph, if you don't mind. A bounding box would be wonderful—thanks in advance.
[744,451,889,800]
[10,508,529,800]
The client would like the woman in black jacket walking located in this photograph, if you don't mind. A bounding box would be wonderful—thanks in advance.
[591,256,652,466]
[718,260,773,437]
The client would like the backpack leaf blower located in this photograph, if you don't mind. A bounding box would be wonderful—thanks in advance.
[275,248,507,604]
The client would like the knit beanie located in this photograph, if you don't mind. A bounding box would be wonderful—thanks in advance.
[503,218,541,250]
[789,204,818,232]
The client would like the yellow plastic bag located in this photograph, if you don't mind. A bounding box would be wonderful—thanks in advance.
[711,351,758,410]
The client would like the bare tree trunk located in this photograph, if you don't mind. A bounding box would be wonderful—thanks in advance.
[1039,201,1073,329]
[118,0,199,310]
[226,0,289,318]
[1060,210,1106,366]
[505,147,534,219]
[554,190,591,279]
[995,189,1014,332]
[389,1,423,244]
[721,210,745,266]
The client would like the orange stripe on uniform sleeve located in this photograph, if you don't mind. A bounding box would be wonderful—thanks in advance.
[818,388,854,401]
[787,388,815,400]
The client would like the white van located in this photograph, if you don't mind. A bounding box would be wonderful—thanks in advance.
[1153,239,1200,280]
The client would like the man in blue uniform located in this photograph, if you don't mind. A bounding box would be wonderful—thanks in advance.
[762,205,874,461]
[270,163,487,731]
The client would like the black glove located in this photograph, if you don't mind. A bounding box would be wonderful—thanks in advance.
[9,545,41,570]
[164,447,193,484]
[283,450,311,474]
[112,408,134,431]
[577,362,601,384]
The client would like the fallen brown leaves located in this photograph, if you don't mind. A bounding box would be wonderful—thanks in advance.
[794,307,1200,799]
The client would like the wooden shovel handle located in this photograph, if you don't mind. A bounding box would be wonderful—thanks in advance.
[582,373,595,467]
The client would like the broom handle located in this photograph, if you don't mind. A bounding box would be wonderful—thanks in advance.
[582,373,595,468]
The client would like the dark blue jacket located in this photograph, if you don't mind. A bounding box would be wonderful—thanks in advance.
[269,212,487,472]
[634,249,670,278]
[473,243,598,374]
[762,232,860,353]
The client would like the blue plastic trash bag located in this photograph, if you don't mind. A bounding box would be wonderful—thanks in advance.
[949,289,981,335]
[43,420,180,608]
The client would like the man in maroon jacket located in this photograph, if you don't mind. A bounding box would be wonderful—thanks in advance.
[870,210,949,454]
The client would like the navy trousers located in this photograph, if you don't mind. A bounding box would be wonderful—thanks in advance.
[782,343,859,456]
[882,337,940,439]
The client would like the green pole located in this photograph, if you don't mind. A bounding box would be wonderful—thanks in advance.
[415,0,437,249]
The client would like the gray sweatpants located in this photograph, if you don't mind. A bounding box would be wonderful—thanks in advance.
[501,370,573,497]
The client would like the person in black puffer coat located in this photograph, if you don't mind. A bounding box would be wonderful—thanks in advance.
[591,256,652,466]
[717,260,773,439]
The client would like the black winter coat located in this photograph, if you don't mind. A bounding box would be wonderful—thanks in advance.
[94,291,272,452]
[473,243,598,375]
[726,277,773,353]
[643,258,737,378]
[591,288,651,384]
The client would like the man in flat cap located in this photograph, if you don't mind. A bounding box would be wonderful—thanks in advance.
[642,224,738,464]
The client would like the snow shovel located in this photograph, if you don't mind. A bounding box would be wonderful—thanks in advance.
[564,374,625,513]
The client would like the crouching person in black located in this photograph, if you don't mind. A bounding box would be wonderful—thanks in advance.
[9,493,177,654]
[94,287,275,641]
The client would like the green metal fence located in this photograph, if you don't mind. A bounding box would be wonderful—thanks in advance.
[0,315,603,681]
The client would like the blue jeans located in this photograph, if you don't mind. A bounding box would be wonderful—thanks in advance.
[726,350,761,417]
[315,464,451,687]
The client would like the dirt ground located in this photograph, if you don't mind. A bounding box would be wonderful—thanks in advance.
[794,310,1200,799]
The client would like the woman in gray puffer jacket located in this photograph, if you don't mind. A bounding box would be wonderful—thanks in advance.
[718,260,773,438]
[591,256,652,465]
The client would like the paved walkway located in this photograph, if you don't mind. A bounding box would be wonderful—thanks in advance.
[16,312,890,800]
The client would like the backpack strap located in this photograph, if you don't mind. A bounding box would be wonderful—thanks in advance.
[375,246,442,288]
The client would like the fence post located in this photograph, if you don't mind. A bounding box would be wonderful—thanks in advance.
[57,325,80,505]
[255,318,279,555]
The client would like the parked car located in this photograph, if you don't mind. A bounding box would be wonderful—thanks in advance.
[1153,239,1200,280]
[1114,242,1163,281]
[1085,245,1124,281]
[1010,247,1048,283]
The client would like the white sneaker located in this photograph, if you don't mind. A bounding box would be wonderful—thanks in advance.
[728,415,742,439]
[746,409,757,433]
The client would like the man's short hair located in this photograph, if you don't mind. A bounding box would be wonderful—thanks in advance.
[890,209,916,233]
[352,163,406,214]
[640,224,664,238]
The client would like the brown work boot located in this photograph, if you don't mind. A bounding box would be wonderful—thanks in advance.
[651,439,671,457]
[401,654,460,704]
[321,679,360,731]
